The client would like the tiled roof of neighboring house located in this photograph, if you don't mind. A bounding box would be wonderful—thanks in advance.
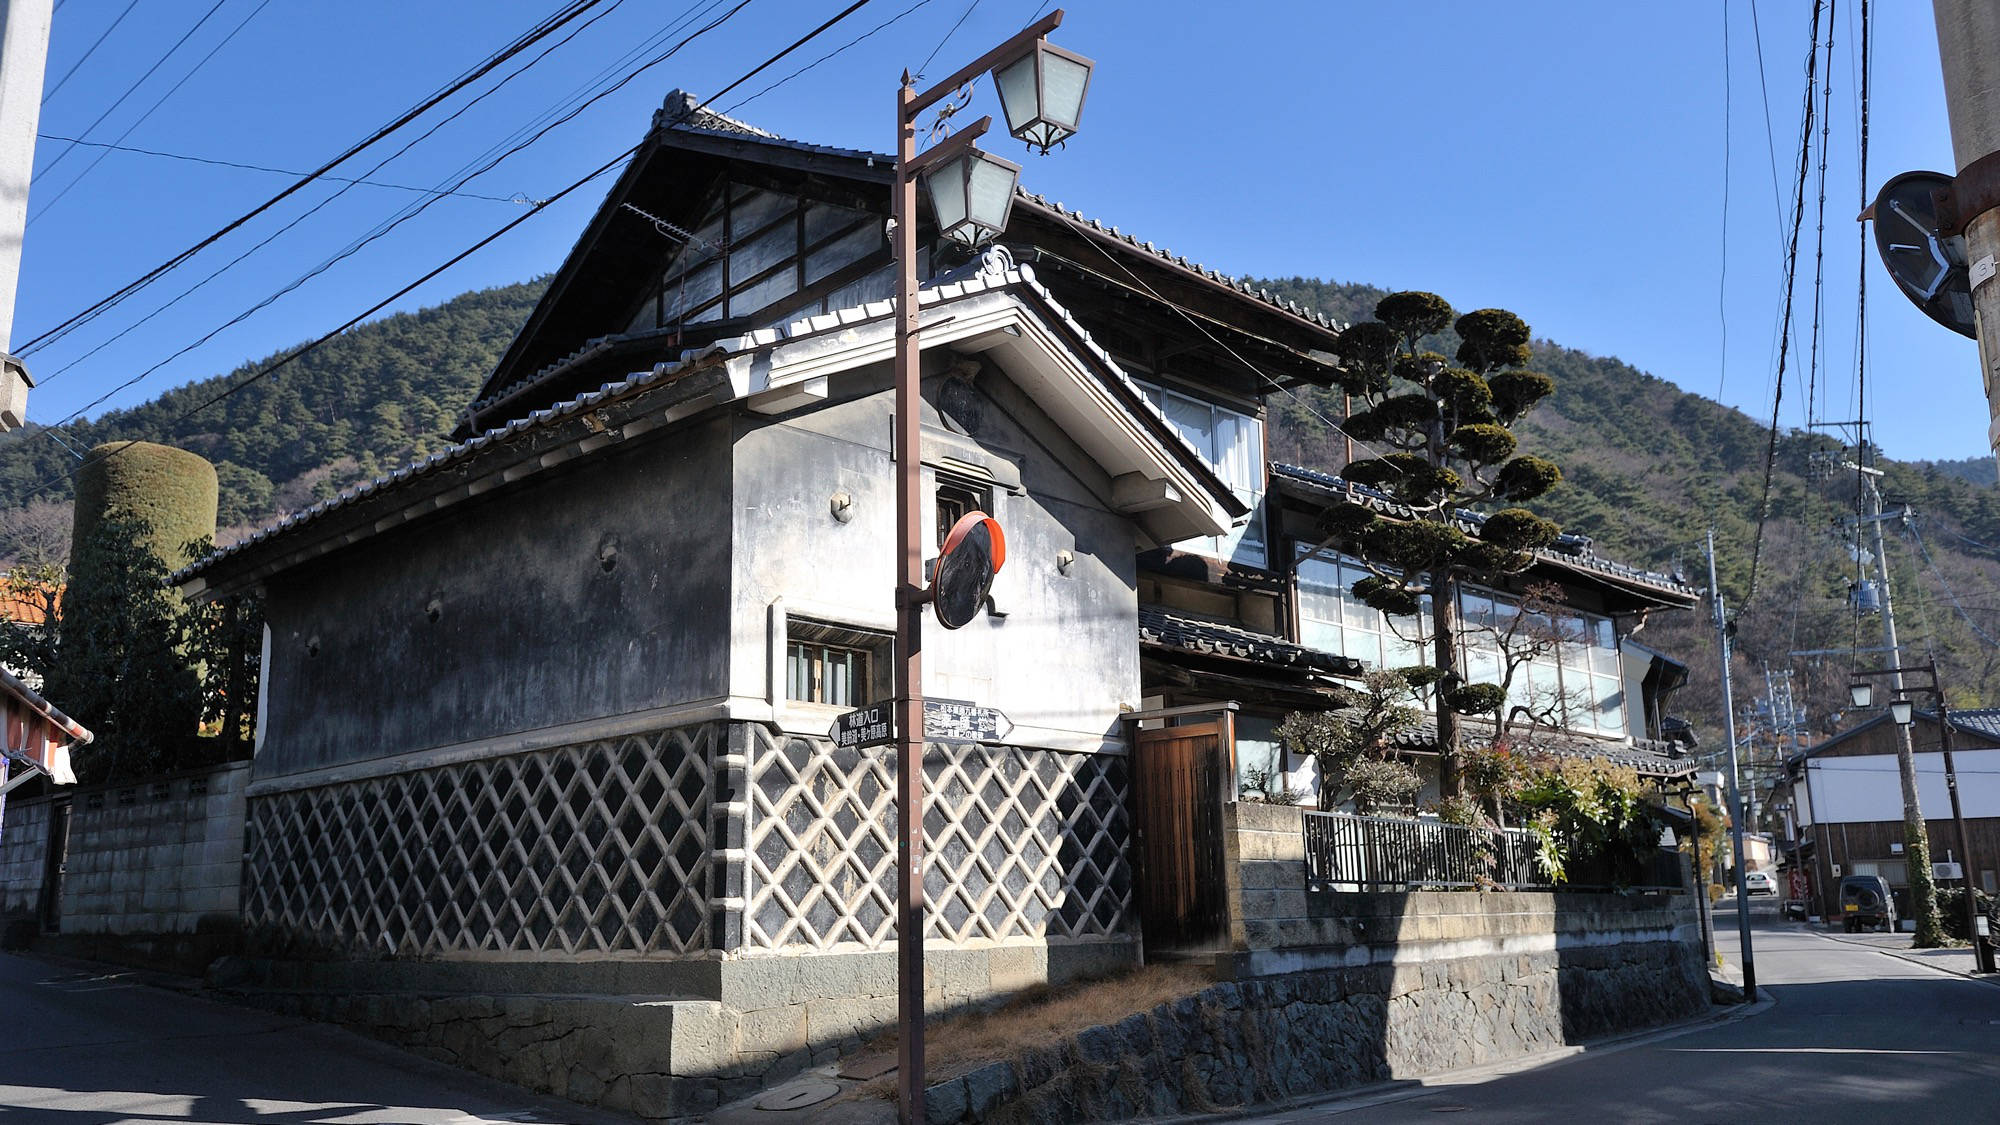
[1268,462,1700,601]
[171,341,729,587]
[1139,605,1362,676]
[1943,708,2000,742]
[1011,195,1344,331]
[0,581,57,627]
[1382,718,1695,779]
[1793,708,2000,764]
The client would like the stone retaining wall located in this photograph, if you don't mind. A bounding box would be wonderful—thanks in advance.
[900,800,1707,1123]
[922,934,1709,1123]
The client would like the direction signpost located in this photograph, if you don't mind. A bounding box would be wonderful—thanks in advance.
[830,703,897,750]
[830,699,1013,750]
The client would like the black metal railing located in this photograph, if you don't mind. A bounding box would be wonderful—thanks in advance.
[1300,810,1684,892]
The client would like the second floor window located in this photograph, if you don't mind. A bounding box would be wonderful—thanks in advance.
[1132,378,1265,566]
[1292,552,1628,739]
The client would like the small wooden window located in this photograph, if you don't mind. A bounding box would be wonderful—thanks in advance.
[936,474,992,548]
[788,641,870,706]
[785,619,891,706]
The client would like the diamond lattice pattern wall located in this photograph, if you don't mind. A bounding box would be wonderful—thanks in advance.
[243,725,715,958]
[744,729,1133,952]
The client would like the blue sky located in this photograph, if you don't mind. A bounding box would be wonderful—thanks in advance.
[13,1,1980,462]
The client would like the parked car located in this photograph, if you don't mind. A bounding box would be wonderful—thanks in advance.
[1744,870,1777,896]
[1839,874,1898,933]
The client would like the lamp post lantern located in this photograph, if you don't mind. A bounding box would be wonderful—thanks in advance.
[1852,659,1983,962]
[889,13,1093,1121]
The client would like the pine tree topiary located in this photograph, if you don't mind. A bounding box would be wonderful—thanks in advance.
[1324,292,1563,795]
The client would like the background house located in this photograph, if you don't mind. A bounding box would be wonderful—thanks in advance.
[1778,709,2000,918]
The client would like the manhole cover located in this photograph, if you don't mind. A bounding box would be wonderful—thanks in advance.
[755,1080,842,1111]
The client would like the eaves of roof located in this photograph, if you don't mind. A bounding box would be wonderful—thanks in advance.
[1383,718,1696,779]
[1139,604,1361,677]
[657,94,1347,336]
[0,663,91,745]
[179,265,1242,593]
[474,93,1349,419]
[1791,707,2000,766]
[1268,462,1700,606]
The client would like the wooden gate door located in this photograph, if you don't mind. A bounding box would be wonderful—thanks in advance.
[1132,723,1228,956]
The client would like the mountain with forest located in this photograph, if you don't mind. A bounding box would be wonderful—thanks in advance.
[5,273,2000,763]
[0,280,548,562]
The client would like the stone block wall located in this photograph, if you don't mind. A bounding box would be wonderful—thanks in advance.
[0,795,52,920]
[1219,801,1705,980]
[1,762,248,937]
[64,763,248,934]
[924,937,1710,1123]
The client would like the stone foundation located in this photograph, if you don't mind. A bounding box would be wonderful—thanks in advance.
[923,936,1709,1122]
[215,938,1138,1123]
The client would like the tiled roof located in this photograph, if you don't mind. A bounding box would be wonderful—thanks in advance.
[1012,195,1344,331]
[1383,719,1696,778]
[1268,462,1699,600]
[651,92,1346,331]
[1139,605,1361,676]
[1946,708,2000,742]
[173,342,733,586]
[179,265,1238,587]
[656,89,886,163]
[0,581,57,628]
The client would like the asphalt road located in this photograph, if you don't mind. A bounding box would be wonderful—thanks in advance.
[1250,894,2000,1123]
[0,953,637,1125]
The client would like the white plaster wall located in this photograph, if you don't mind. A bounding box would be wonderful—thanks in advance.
[1809,749,2000,822]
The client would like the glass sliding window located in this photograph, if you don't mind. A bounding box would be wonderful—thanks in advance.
[1132,378,1266,566]
[1455,585,1625,737]
[1295,547,1428,672]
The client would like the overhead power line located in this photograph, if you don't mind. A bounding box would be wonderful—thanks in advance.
[32,0,231,186]
[29,0,635,397]
[31,0,276,222]
[33,0,739,429]
[40,0,139,106]
[1738,0,1827,619]
[18,143,643,507]
[18,0,886,500]
[32,135,534,203]
[15,0,610,359]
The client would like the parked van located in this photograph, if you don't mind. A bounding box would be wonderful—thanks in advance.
[1839,874,1897,933]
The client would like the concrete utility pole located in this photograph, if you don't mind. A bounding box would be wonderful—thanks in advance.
[0,0,48,429]
[1934,1,2000,475]
[1706,530,1756,1001]
[1855,467,1945,946]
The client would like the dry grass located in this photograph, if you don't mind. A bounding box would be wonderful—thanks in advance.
[863,962,1214,1079]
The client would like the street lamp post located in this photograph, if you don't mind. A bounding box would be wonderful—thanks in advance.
[890,14,1092,1121]
[1851,661,1984,964]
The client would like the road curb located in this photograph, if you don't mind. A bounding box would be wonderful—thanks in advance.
[1808,927,2000,987]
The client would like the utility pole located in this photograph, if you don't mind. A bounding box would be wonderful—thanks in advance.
[1707,530,1757,1001]
[1855,466,1945,945]
[1933,1,2000,476]
[0,0,50,429]
[1812,429,1946,945]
